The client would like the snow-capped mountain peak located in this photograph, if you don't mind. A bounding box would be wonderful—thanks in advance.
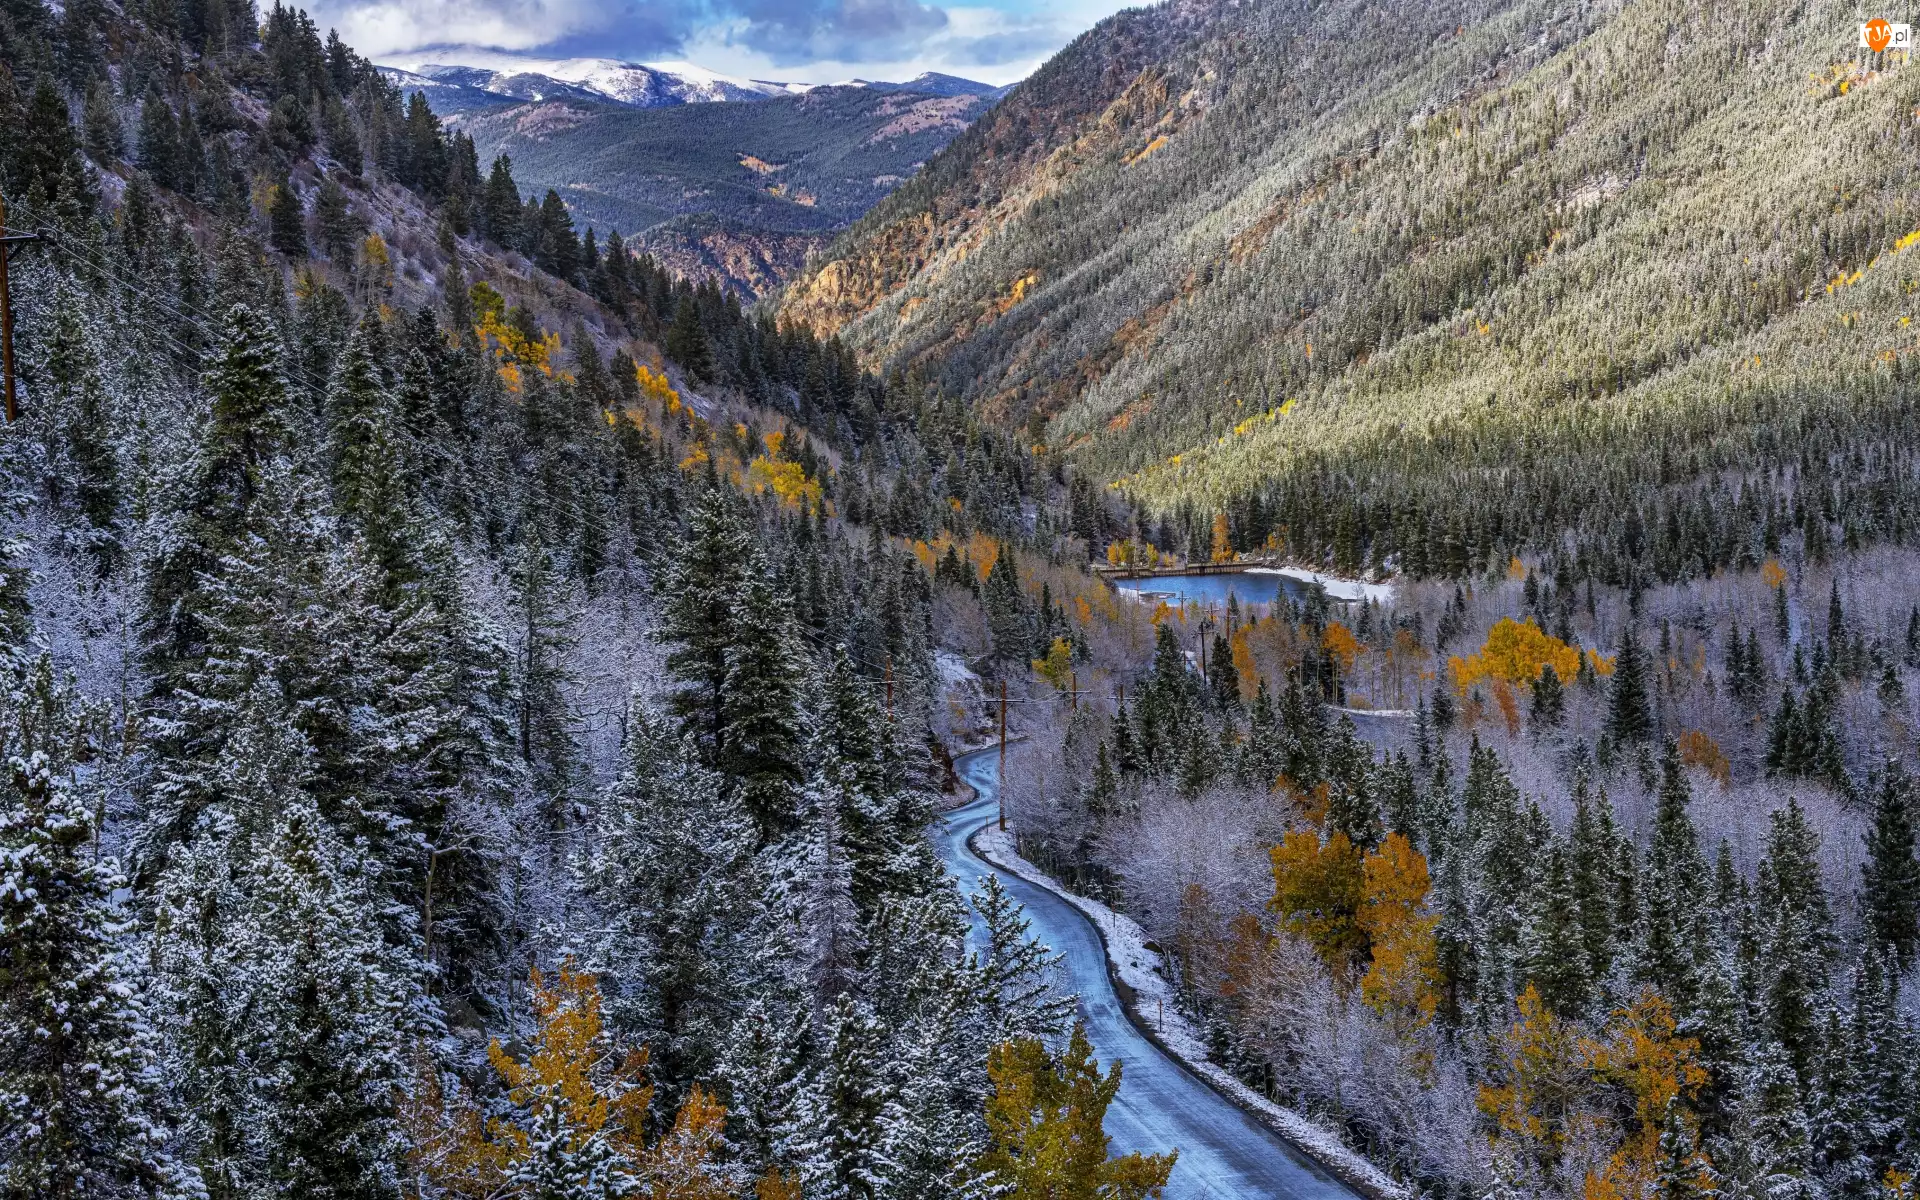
[378,57,999,117]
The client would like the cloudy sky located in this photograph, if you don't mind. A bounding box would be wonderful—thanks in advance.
[330,0,1140,85]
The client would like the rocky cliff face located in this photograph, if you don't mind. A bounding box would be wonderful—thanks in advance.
[633,217,829,299]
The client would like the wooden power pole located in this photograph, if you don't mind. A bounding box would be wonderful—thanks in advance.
[0,194,40,424]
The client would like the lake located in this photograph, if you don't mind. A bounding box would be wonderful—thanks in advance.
[1113,570,1317,612]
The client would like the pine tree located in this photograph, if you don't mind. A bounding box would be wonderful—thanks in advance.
[326,316,415,585]
[798,995,900,1200]
[971,874,1075,1044]
[1653,1101,1714,1200]
[509,537,579,808]
[1863,759,1920,966]
[481,154,522,245]
[1755,799,1833,1083]
[1607,631,1654,743]
[1740,1039,1819,1200]
[1208,633,1239,711]
[143,304,292,690]
[983,547,1031,665]
[239,797,408,1200]
[582,700,758,1110]
[137,84,179,187]
[1641,741,1709,1011]
[721,573,808,841]
[0,675,172,1198]
[1088,739,1117,821]
[796,765,866,1007]
[666,297,711,380]
[717,999,812,1176]
[82,79,121,162]
[658,489,804,842]
[152,812,253,1199]
[1522,841,1592,1017]
[1568,775,1620,988]
[1529,661,1565,728]
[1809,1006,1873,1200]
[269,173,306,258]
[42,285,119,540]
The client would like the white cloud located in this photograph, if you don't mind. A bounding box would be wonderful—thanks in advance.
[338,0,1138,84]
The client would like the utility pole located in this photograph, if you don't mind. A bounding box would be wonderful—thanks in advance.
[0,193,40,424]
[997,679,1008,831]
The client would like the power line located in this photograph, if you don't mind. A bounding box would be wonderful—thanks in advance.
[10,200,343,400]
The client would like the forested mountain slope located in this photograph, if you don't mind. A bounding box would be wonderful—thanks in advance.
[780,0,1920,579]
[0,0,1163,1194]
[449,85,993,295]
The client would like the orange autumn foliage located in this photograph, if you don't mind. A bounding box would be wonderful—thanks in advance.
[745,456,821,512]
[1676,730,1731,787]
[636,362,680,412]
[488,961,652,1166]
[1450,618,1580,693]
[1268,830,1366,972]
[403,961,746,1200]
[1231,627,1259,699]
[1356,834,1441,1029]
[1321,622,1361,673]
[1210,513,1234,563]
[1580,989,1708,1200]
[1478,985,1591,1173]
[646,1085,734,1200]
[756,1172,803,1200]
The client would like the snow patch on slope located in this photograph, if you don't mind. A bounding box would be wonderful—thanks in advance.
[972,823,1412,1200]
[1244,566,1396,604]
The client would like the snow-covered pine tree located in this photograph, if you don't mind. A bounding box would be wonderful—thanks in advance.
[716,997,814,1177]
[720,570,807,842]
[970,874,1075,1045]
[797,994,902,1200]
[659,488,805,842]
[151,810,254,1199]
[795,763,867,1010]
[1521,839,1592,1018]
[141,304,290,701]
[580,698,758,1111]
[0,671,172,1198]
[238,796,409,1199]
[1863,760,1920,967]
[1640,741,1710,1013]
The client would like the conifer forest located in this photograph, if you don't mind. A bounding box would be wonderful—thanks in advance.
[2,0,1919,1198]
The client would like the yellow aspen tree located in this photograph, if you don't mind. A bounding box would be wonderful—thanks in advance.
[1580,989,1708,1200]
[1356,833,1442,1032]
[1268,830,1367,973]
[1478,985,1595,1184]
[1210,513,1234,563]
[974,1026,1176,1200]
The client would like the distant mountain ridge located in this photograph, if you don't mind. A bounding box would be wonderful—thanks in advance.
[378,58,1004,120]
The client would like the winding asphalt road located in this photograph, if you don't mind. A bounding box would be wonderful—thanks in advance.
[939,748,1363,1200]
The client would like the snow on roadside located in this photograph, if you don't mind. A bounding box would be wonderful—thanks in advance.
[973,823,1412,1200]
[1244,566,1396,604]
